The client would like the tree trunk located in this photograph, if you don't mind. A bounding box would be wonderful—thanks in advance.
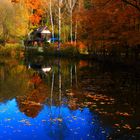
[58,0,62,50]
[74,20,78,46]
[58,59,62,102]
[50,0,54,43]
[70,10,73,44]
[70,65,73,87]
[51,69,54,105]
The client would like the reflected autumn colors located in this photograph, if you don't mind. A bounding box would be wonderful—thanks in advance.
[0,56,140,139]
[16,72,49,118]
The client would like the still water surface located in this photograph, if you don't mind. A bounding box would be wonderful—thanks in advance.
[0,56,140,140]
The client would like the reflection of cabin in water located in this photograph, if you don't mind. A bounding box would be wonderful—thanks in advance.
[26,26,51,46]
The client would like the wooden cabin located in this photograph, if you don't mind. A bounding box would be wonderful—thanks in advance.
[31,26,51,42]
[25,26,51,46]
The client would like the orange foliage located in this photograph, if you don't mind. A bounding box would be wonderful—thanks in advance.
[27,0,42,9]
[77,0,140,50]
[16,73,48,118]
[30,15,41,25]
[77,42,86,49]
[79,60,88,68]
[25,0,45,25]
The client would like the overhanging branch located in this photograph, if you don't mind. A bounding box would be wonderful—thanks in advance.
[121,0,140,11]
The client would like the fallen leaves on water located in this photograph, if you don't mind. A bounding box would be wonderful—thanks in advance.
[122,124,132,130]
[85,93,115,104]
[115,111,132,117]
[66,92,75,96]
[85,102,93,105]
[114,123,120,127]
[49,118,63,122]
[19,119,31,126]
[136,126,140,129]
[57,118,63,122]
[114,123,134,130]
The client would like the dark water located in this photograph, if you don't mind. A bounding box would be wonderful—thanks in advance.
[0,55,140,140]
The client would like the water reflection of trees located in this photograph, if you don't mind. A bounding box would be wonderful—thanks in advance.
[14,57,80,118]
[49,60,79,107]
[0,58,29,101]
[1,55,140,136]
[15,57,140,136]
[0,56,50,118]
[16,72,49,118]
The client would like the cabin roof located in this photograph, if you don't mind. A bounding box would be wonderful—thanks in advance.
[29,26,51,36]
[35,26,51,34]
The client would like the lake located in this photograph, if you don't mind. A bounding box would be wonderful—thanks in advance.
[0,55,140,140]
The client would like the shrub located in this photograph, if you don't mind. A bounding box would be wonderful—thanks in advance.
[0,43,21,57]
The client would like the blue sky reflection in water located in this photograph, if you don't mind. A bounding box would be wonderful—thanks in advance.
[0,99,111,140]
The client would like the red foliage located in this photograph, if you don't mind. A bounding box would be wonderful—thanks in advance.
[77,0,140,49]
[30,74,42,86]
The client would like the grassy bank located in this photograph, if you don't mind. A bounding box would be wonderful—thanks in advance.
[1,43,140,67]
[0,43,24,58]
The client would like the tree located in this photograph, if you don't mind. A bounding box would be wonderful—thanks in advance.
[25,0,44,26]
[77,0,140,56]
[58,0,64,49]
[12,0,29,39]
[49,0,55,43]
[65,0,77,44]
[0,0,15,43]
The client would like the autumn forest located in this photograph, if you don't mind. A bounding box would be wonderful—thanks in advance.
[0,0,139,61]
[0,0,140,140]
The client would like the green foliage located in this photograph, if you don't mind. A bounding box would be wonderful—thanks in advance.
[84,0,92,9]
